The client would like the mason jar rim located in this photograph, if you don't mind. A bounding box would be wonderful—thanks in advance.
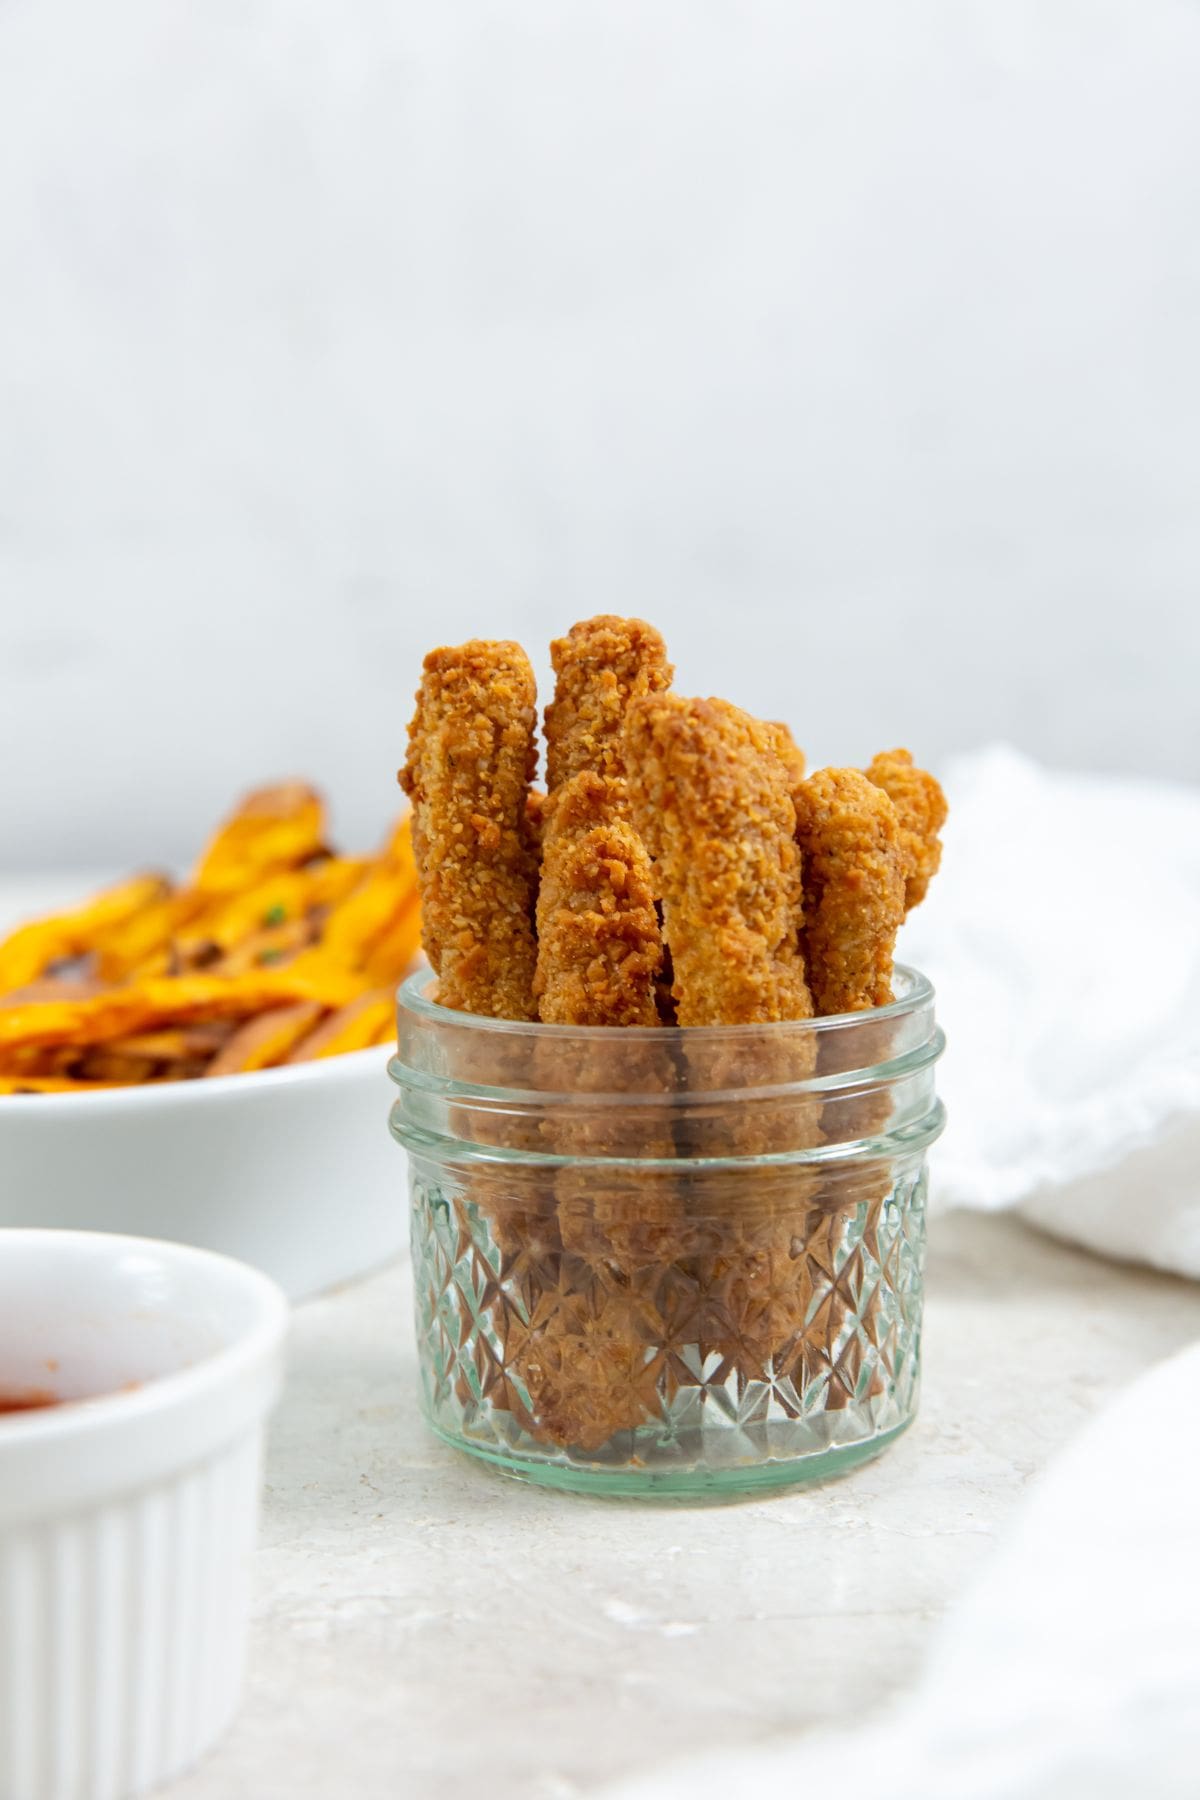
[395,963,935,1042]
[390,964,944,1170]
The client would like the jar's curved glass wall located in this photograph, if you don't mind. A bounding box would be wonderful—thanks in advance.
[390,968,944,1497]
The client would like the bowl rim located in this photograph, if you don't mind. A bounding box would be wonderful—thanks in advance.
[0,1038,392,1114]
[0,1228,288,1455]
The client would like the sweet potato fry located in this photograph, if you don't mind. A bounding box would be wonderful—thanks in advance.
[0,784,420,1093]
[0,966,360,1053]
[95,894,195,982]
[192,782,326,895]
[211,917,318,976]
[0,1043,79,1079]
[378,811,418,867]
[285,991,394,1061]
[204,1003,324,1076]
[0,874,172,996]
[362,901,422,988]
[74,1048,161,1084]
[0,1075,144,1095]
[321,835,419,972]
[176,859,368,959]
[103,1024,235,1061]
[2,976,108,1006]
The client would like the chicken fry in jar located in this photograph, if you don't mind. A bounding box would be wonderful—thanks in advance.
[544,616,673,796]
[864,748,947,913]
[761,720,807,800]
[399,640,540,1020]
[534,772,662,1029]
[793,768,907,1016]
[623,695,812,1027]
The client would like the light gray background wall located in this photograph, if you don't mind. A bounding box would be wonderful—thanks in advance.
[1,0,1197,868]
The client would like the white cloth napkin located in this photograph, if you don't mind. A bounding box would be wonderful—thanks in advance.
[602,748,1200,1800]
[898,746,1200,1278]
[603,1335,1200,1800]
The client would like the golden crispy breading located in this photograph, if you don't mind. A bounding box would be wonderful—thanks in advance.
[399,640,539,1019]
[544,616,673,795]
[531,770,677,1275]
[793,768,906,1016]
[533,772,662,1028]
[864,748,947,913]
[534,633,675,1296]
[538,615,669,1016]
[621,692,821,1326]
[524,788,548,859]
[762,720,806,798]
[623,695,813,1026]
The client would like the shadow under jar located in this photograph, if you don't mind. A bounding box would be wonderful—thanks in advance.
[390,967,945,1498]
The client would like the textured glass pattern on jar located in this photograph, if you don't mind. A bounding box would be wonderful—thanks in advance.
[391,968,943,1497]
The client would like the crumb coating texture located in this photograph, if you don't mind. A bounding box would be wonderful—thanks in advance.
[623,695,813,1027]
[399,639,539,1019]
[534,772,662,1028]
[793,767,906,1016]
[544,616,673,794]
[864,748,947,913]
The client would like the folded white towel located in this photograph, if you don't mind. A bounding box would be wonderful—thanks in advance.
[603,1335,1200,1800]
[898,746,1200,1278]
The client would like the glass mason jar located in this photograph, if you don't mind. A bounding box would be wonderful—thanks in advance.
[390,967,944,1498]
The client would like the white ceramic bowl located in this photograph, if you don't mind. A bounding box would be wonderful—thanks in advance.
[0,1046,402,1300]
[0,1229,288,1800]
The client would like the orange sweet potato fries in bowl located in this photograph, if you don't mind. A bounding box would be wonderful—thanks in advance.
[0,783,420,1094]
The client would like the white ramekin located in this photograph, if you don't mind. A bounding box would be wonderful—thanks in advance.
[0,1229,289,1800]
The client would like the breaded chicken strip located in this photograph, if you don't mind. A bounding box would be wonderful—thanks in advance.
[623,695,813,1026]
[533,772,661,1028]
[793,768,907,1016]
[533,770,677,1277]
[538,615,670,1025]
[793,768,915,1402]
[399,640,539,1019]
[523,788,548,859]
[539,622,673,1237]
[622,698,821,1382]
[864,748,947,913]
[504,1270,666,1451]
[762,720,806,799]
[544,616,673,795]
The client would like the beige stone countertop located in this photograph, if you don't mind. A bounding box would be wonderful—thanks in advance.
[172,1211,1200,1800]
